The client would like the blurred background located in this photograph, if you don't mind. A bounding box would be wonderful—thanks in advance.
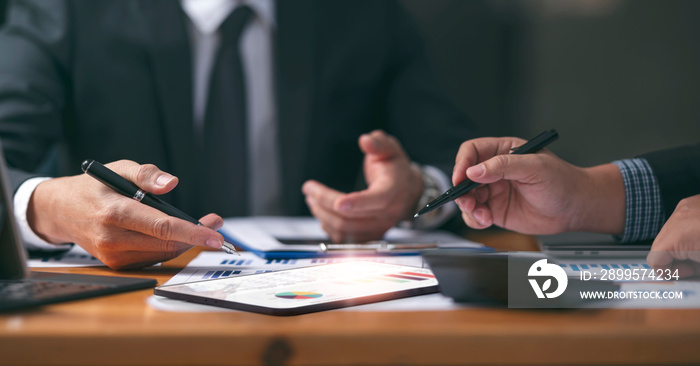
[403,0,699,166]
[2,0,697,167]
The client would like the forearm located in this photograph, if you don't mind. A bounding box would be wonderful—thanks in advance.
[14,177,72,250]
[570,163,625,235]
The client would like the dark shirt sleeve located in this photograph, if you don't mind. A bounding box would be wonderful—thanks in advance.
[640,143,700,220]
[0,0,71,191]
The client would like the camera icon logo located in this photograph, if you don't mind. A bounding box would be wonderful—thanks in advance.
[528,259,568,299]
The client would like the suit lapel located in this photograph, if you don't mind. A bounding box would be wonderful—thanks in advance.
[276,1,317,214]
[140,0,200,211]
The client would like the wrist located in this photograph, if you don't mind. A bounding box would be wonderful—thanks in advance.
[28,178,71,244]
[570,163,625,235]
[404,163,426,221]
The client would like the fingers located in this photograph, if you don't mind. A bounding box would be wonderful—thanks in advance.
[457,192,494,230]
[460,206,493,230]
[302,180,393,242]
[106,160,179,195]
[358,130,405,161]
[302,180,345,212]
[98,160,226,249]
[85,211,226,270]
[199,213,225,231]
[647,251,700,279]
[88,230,193,270]
[453,137,526,185]
[303,178,402,219]
[646,196,700,278]
[466,154,546,185]
[95,195,227,250]
[646,250,674,268]
[308,201,386,243]
[334,176,403,217]
[308,204,389,243]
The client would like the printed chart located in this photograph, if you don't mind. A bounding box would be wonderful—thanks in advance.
[165,252,426,285]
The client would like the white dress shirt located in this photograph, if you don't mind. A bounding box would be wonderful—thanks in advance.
[15,0,454,250]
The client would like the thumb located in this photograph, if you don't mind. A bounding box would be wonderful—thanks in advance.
[359,130,403,160]
[106,160,179,195]
[466,154,543,185]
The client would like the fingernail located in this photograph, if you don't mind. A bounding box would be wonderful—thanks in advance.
[467,164,485,178]
[372,136,381,150]
[303,182,315,195]
[456,198,467,212]
[473,209,485,224]
[156,174,174,187]
[206,238,222,249]
[338,202,351,211]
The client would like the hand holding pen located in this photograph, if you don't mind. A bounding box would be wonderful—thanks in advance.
[421,130,598,235]
[82,160,239,255]
[26,159,236,270]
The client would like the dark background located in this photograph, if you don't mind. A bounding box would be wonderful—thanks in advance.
[403,0,700,166]
[2,0,698,167]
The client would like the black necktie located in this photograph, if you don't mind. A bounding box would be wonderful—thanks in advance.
[201,5,254,217]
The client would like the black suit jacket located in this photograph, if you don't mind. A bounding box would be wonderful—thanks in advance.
[641,143,700,219]
[0,0,475,218]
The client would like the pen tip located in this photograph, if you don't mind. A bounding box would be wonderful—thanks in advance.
[413,213,419,218]
[221,241,240,255]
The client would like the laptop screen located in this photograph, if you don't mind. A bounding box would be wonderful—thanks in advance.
[0,144,30,280]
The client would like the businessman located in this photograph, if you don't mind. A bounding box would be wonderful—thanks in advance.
[452,136,700,277]
[0,0,474,268]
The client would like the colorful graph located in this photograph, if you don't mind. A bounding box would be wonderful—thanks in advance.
[202,270,242,279]
[219,259,254,266]
[375,271,435,283]
[275,291,323,299]
[218,258,298,266]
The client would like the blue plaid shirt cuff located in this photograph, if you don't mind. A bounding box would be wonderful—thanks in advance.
[612,158,665,242]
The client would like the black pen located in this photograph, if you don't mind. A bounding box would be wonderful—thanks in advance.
[414,129,559,217]
[81,160,239,255]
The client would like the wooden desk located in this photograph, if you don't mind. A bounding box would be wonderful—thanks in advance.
[2,229,700,366]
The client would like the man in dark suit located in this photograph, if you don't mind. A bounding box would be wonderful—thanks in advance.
[0,0,476,268]
[451,136,700,277]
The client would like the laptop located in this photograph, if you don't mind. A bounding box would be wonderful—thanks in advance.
[0,148,156,312]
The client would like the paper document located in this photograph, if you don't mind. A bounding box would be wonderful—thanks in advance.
[149,250,456,312]
[149,252,700,312]
[163,251,426,286]
[220,216,484,259]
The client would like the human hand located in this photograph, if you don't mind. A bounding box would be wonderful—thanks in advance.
[302,130,423,243]
[646,195,700,278]
[453,136,626,235]
[27,160,227,269]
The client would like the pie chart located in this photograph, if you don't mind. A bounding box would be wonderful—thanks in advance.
[275,291,323,299]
